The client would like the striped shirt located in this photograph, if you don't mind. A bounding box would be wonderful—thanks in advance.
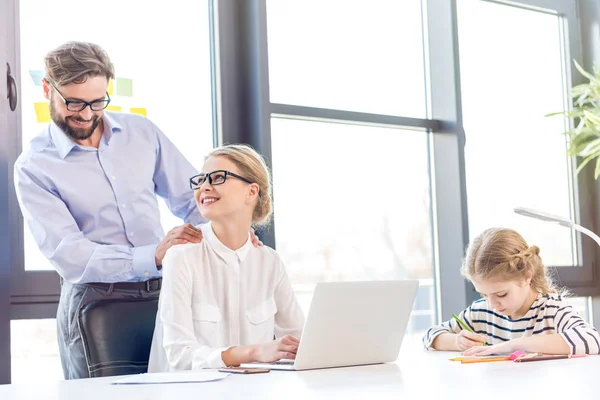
[423,294,600,355]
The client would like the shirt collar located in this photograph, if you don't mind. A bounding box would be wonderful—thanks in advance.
[50,112,124,159]
[49,123,76,159]
[101,112,123,145]
[200,222,252,263]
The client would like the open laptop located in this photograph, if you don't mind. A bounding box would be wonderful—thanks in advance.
[240,279,419,371]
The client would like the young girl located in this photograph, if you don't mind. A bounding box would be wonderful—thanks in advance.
[423,227,600,356]
[148,144,305,371]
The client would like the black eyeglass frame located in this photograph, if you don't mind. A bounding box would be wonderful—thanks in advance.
[50,82,111,112]
[189,170,254,190]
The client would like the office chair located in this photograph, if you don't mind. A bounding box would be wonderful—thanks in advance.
[78,297,158,377]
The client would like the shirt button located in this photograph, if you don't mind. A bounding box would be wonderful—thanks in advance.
[144,272,149,276]
[112,176,116,180]
[122,204,127,209]
[129,232,135,237]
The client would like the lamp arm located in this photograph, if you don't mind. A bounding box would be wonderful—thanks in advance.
[572,223,600,249]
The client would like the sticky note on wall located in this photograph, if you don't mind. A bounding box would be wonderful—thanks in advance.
[116,78,133,97]
[34,102,51,123]
[130,107,147,117]
[29,70,44,86]
[106,105,122,112]
[107,79,114,96]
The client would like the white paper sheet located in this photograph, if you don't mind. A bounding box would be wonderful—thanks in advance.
[111,371,230,385]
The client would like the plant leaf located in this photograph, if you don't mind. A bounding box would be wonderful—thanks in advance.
[545,111,568,117]
[576,154,596,174]
[572,138,600,157]
[546,59,600,179]
[584,109,600,126]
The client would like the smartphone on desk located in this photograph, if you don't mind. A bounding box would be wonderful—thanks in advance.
[218,367,270,374]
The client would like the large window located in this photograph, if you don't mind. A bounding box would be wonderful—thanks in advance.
[271,118,435,332]
[267,0,427,117]
[264,0,590,333]
[266,0,436,335]
[459,0,576,266]
[457,0,591,317]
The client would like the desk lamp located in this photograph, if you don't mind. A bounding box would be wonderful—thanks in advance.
[513,207,600,248]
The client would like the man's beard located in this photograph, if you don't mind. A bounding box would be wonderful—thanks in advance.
[50,99,101,141]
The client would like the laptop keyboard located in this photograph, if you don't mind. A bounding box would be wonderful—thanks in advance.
[270,359,295,365]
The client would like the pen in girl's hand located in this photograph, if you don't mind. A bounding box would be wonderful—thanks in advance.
[452,313,487,346]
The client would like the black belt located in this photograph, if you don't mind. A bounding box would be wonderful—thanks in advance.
[87,277,162,292]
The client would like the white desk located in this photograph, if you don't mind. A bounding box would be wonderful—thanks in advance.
[1,345,597,399]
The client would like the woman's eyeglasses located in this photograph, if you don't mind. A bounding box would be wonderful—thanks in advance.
[189,170,254,190]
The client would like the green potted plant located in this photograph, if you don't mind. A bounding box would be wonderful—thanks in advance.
[548,61,600,178]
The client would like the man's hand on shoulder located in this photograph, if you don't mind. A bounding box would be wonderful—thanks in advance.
[155,224,203,266]
[250,228,263,248]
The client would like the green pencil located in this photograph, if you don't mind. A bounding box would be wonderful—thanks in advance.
[452,313,487,346]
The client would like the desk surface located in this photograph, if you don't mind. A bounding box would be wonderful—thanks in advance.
[1,343,597,399]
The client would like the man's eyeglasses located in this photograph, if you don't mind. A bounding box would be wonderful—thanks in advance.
[190,170,254,190]
[50,82,111,112]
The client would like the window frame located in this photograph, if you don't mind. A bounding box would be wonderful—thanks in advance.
[1,0,17,383]
[214,0,598,320]
[458,0,597,299]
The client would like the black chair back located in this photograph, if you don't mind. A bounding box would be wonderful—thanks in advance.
[78,298,158,377]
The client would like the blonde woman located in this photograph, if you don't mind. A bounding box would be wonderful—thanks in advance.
[423,227,600,356]
[148,144,304,371]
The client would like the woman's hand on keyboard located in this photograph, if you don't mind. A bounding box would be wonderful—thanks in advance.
[251,335,300,363]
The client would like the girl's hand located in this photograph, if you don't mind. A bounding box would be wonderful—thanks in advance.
[455,330,487,351]
[252,335,300,363]
[462,340,514,356]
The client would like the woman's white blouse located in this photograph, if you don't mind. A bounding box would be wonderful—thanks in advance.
[148,223,305,372]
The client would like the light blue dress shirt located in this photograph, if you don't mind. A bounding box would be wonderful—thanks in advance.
[14,112,206,284]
